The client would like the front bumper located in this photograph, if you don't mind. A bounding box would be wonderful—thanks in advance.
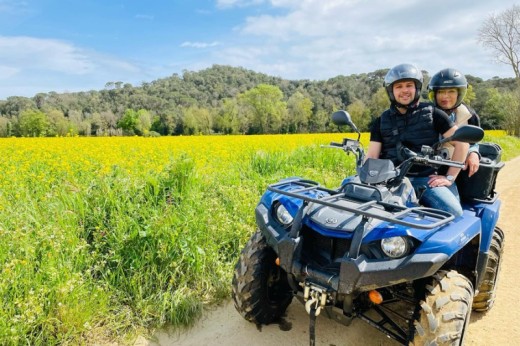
[256,203,449,294]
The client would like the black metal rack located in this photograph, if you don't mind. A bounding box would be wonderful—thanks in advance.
[267,178,454,230]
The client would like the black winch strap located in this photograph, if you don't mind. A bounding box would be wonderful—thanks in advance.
[309,306,316,346]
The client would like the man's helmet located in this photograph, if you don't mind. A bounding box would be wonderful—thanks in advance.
[427,68,468,109]
[384,63,423,107]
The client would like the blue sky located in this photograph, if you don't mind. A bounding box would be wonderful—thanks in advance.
[0,0,518,100]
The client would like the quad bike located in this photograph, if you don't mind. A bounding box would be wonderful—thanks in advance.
[232,110,505,345]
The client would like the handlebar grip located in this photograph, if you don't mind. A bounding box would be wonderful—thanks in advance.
[425,157,465,169]
[329,142,343,147]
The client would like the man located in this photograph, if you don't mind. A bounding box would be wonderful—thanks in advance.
[366,63,469,217]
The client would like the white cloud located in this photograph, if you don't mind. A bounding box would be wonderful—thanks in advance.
[215,45,278,65]
[2,0,519,99]
[216,0,265,9]
[0,36,142,98]
[373,35,442,50]
[181,41,220,48]
[211,0,519,80]
[0,0,29,14]
[0,36,140,74]
[0,36,95,74]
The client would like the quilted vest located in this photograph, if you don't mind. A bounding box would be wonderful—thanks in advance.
[379,103,440,176]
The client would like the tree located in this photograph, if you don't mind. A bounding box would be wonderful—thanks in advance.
[100,110,118,133]
[89,112,103,135]
[215,98,245,134]
[118,109,139,135]
[77,121,91,136]
[369,87,390,119]
[1,64,519,136]
[463,84,477,106]
[151,107,181,135]
[0,117,12,137]
[308,109,329,133]
[287,92,313,133]
[181,107,199,135]
[180,106,213,135]
[118,108,153,135]
[346,99,371,132]
[239,84,286,134]
[478,5,520,79]
[500,84,520,136]
[17,109,50,136]
[480,88,506,129]
[47,109,76,136]
[135,109,153,135]
[1,96,36,118]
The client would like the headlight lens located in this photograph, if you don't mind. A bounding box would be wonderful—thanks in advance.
[275,203,294,226]
[381,237,409,258]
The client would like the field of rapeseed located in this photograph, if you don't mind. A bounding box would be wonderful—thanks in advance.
[0,133,357,345]
[0,130,517,345]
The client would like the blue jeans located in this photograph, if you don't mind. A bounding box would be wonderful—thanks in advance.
[408,176,463,217]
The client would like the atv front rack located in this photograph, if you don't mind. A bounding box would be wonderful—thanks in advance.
[268,178,454,230]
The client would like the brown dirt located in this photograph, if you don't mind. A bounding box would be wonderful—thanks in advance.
[138,156,520,346]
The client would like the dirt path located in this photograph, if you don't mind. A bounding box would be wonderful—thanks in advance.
[140,156,520,346]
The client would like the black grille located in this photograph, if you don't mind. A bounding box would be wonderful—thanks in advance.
[301,226,351,267]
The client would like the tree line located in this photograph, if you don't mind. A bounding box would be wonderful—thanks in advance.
[0,64,519,137]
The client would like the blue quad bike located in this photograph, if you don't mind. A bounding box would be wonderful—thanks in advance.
[232,110,505,345]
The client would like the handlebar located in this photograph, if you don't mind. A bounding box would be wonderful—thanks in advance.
[412,155,465,169]
[323,139,365,169]
[324,139,465,182]
[388,153,466,188]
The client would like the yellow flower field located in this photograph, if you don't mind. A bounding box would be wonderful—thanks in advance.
[0,132,360,345]
[0,133,357,186]
[0,130,507,185]
[0,130,514,345]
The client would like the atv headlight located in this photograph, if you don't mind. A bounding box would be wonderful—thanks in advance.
[381,237,409,258]
[274,203,293,226]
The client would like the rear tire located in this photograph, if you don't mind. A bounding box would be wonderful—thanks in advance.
[472,226,505,312]
[231,230,293,324]
[411,270,474,345]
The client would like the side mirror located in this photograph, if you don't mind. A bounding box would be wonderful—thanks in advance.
[332,110,360,135]
[436,125,484,147]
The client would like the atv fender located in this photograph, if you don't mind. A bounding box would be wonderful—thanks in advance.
[414,210,481,255]
[475,199,501,252]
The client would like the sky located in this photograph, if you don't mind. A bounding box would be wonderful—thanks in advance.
[0,0,518,100]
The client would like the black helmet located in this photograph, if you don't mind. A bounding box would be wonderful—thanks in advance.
[427,68,468,109]
[384,63,423,107]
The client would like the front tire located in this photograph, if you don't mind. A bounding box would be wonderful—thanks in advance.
[231,230,293,324]
[411,270,474,345]
[473,227,505,312]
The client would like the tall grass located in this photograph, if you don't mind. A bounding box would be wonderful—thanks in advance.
[0,132,518,345]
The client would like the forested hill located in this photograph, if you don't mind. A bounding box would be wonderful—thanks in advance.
[0,64,518,137]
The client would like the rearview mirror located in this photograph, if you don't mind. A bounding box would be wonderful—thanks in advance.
[436,125,484,147]
[331,110,360,135]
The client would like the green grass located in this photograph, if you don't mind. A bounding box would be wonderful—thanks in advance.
[0,133,519,345]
